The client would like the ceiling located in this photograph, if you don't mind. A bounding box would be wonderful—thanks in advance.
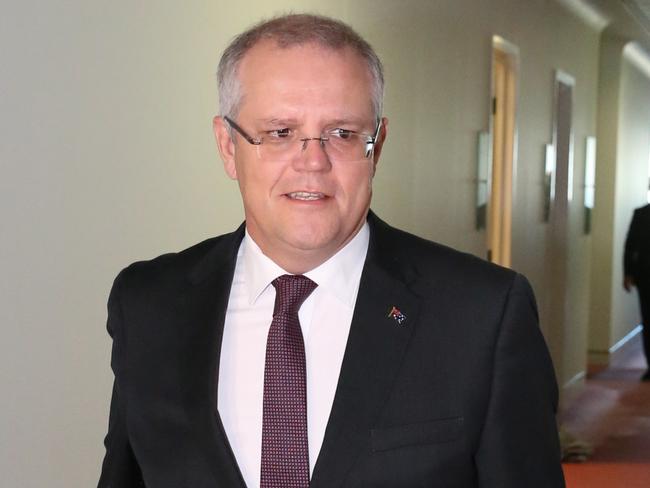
[624,0,650,32]
[559,0,650,56]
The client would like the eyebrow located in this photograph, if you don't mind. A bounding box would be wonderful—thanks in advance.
[255,118,299,126]
[327,117,367,126]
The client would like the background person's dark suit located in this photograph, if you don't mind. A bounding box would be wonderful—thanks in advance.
[98,212,564,487]
[624,203,650,371]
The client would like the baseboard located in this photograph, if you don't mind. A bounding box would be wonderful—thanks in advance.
[560,371,586,409]
[588,350,610,365]
[563,371,586,389]
[587,324,643,365]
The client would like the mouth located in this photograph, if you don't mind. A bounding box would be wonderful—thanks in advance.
[285,191,326,201]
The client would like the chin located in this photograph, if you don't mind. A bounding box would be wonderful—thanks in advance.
[283,226,342,254]
[287,235,338,254]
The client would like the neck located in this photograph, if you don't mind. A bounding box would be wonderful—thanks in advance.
[258,244,336,275]
[246,223,366,275]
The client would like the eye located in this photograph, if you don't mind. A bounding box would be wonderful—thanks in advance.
[266,128,292,139]
[329,128,355,140]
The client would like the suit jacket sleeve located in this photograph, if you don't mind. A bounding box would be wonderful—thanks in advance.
[475,274,564,487]
[624,209,640,277]
[98,269,145,488]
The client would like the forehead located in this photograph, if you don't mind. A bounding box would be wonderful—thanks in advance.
[236,40,374,120]
[239,39,371,82]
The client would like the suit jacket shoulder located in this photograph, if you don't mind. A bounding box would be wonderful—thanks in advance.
[367,211,520,305]
[113,223,245,299]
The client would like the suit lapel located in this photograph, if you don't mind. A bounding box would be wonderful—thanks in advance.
[184,224,248,487]
[311,213,422,487]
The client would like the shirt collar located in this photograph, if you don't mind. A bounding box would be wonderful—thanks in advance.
[242,222,370,308]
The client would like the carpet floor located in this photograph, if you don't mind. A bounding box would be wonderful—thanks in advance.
[560,332,650,488]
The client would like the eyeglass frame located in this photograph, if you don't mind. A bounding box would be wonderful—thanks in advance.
[223,115,382,160]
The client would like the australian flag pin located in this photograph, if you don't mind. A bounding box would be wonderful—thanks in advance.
[388,306,406,325]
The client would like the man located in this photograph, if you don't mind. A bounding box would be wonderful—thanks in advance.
[624,203,650,381]
[98,14,564,487]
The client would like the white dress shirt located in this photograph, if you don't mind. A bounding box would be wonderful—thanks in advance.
[217,223,369,488]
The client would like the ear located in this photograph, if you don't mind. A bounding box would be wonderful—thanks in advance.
[213,116,238,180]
[371,117,388,173]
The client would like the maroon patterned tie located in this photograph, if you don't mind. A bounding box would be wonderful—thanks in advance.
[260,274,317,488]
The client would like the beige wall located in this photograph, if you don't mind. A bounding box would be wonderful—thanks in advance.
[590,34,626,355]
[0,1,608,486]
[589,38,650,361]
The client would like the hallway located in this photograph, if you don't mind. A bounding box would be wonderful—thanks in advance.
[560,333,650,487]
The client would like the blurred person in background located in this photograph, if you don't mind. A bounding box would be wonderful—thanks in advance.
[624,203,650,381]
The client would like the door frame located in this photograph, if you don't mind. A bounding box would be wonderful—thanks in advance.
[552,70,576,206]
[487,35,519,267]
[548,69,576,386]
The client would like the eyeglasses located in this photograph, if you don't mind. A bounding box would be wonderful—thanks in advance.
[224,116,381,162]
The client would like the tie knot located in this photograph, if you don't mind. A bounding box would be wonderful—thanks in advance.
[272,274,317,316]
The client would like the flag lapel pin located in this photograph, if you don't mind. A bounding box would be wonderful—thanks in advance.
[388,306,406,325]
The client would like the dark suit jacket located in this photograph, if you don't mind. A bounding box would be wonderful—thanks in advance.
[98,212,564,487]
[624,204,650,283]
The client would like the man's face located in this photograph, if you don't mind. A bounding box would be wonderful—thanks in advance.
[214,40,387,273]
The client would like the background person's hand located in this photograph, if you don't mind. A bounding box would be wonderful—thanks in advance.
[624,275,635,292]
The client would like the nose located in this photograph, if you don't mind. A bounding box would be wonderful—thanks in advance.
[293,137,332,172]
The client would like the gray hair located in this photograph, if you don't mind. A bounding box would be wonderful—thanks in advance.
[217,13,384,120]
